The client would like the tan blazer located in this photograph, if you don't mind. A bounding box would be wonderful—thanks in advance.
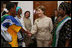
[31,16,53,40]
[23,17,32,31]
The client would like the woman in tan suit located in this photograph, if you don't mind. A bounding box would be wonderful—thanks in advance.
[23,11,32,47]
[28,6,53,47]
[23,11,32,32]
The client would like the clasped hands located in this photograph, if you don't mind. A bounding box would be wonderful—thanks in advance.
[26,30,32,37]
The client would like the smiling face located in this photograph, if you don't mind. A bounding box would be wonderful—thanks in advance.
[25,11,30,18]
[36,8,44,17]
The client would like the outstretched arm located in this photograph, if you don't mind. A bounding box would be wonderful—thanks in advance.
[20,27,32,34]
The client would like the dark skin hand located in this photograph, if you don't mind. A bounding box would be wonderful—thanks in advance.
[65,39,70,47]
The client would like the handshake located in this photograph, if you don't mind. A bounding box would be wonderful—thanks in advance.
[21,28,32,37]
[26,30,32,37]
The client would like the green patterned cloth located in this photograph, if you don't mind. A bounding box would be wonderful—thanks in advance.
[1,14,9,23]
[52,16,71,47]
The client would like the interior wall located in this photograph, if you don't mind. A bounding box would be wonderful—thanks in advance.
[33,1,57,21]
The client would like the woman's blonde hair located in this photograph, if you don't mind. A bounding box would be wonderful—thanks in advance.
[36,5,46,14]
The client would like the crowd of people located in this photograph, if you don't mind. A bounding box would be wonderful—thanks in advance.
[1,2,71,47]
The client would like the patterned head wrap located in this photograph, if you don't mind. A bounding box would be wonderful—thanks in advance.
[16,7,21,14]
[59,2,71,15]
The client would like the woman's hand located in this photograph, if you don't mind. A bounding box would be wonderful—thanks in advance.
[48,37,53,46]
[65,40,70,47]
[28,33,32,37]
[26,30,32,37]
[26,30,31,34]
[48,40,52,46]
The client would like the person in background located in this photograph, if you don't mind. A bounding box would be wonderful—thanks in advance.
[52,2,71,47]
[1,2,8,16]
[23,11,32,47]
[2,8,8,16]
[51,9,58,24]
[51,9,60,38]
[1,2,9,23]
[28,6,53,47]
[23,11,32,32]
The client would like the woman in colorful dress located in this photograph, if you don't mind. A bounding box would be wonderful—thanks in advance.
[1,2,31,47]
[52,2,71,47]
[15,7,26,47]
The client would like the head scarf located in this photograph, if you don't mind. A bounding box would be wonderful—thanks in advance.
[59,2,71,15]
[16,7,21,14]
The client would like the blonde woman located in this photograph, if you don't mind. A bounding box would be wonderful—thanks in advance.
[28,6,53,47]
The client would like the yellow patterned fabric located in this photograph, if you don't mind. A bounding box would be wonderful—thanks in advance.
[7,24,21,47]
